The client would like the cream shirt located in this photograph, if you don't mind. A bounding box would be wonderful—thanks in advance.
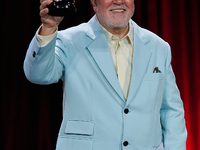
[36,21,134,99]
[99,22,134,99]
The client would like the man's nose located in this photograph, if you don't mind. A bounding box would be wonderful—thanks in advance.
[113,0,125,5]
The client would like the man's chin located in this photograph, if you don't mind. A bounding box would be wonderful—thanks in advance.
[109,20,129,28]
[96,13,130,29]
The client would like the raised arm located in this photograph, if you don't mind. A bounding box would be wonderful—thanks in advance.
[23,0,66,84]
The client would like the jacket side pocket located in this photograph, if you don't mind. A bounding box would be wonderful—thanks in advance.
[65,120,94,136]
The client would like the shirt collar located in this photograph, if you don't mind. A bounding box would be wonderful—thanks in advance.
[98,21,134,46]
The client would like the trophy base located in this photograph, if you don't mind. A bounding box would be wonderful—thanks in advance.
[47,1,76,16]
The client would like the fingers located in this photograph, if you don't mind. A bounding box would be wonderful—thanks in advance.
[39,0,53,17]
[40,8,48,18]
[40,0,52,10]
[38,0,64,35]
[40,0,52,4]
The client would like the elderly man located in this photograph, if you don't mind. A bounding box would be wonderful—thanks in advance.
[24,0,187,149]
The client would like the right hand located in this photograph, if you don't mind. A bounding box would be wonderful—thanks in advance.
[39,0,64,36]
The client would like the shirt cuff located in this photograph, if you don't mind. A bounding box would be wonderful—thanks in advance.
[36,25,58,47]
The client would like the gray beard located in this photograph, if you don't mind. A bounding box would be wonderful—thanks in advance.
[96,8,134,29]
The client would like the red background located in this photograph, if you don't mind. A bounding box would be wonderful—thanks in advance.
[1,0,200,149]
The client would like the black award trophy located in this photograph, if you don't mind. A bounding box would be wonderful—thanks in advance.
[47,0,76,16]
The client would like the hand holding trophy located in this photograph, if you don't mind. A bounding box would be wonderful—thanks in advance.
[47,0,76,16]
[39,0,76,36]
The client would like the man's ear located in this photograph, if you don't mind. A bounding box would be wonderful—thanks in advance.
[90,0,97,12]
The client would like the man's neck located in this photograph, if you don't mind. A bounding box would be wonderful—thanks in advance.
[108,25,130,39]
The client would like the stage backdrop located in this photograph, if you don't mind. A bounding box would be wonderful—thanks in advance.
[1,0,200,149]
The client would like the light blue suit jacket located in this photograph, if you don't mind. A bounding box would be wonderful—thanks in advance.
[24,15,187,150]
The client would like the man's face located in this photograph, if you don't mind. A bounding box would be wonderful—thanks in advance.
[91,0,135,30]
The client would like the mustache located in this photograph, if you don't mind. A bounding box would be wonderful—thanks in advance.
[108,5,128,11]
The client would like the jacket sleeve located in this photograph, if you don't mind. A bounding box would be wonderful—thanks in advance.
[160,44,187,150]
[23,33,66,85]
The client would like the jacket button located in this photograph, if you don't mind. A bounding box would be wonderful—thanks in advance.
[33,51,36,58]
[123,141,129,146]
[124,108,129,114]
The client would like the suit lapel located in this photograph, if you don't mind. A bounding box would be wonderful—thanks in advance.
[86,17,125,102]
[86,34,125,102]
[126,22,152,104]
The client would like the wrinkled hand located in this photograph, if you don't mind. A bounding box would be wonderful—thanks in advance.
[39,0,64,36]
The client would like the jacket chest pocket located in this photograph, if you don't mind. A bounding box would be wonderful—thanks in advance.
[143,73,164,81]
